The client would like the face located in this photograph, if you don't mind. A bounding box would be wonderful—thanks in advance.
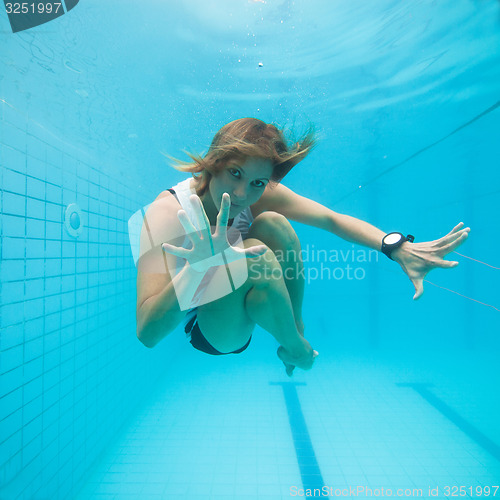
[208,156,273,217]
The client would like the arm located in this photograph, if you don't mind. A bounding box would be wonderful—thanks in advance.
[135,192,204,347]
[253,184,385,247]
[137,192,267,347]
[137,264,206,348]
[254,183,470,299]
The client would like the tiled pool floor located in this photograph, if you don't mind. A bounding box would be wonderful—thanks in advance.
[75,346,500,499]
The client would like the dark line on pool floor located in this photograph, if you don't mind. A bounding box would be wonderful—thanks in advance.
[398,383,500,463]
[270,382,324,491]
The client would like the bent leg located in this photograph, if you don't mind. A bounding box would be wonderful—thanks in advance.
[196,239,314,367]
[244,239,314,368]
[195,262,256,354]
[248,212,305,334]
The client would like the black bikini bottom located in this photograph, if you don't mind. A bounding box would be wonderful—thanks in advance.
[185,315,251,355]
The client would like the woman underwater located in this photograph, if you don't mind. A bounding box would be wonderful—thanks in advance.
[136,118,470,375]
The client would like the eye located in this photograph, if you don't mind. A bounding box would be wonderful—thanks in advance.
[252,180,266,188]
[228,168,241,178]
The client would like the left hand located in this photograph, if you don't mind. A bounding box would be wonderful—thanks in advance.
[391,222,470,300]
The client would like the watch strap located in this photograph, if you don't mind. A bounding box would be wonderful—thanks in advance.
[381,233,415,260]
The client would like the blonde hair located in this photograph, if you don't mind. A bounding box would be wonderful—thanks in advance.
[169,118,316,196]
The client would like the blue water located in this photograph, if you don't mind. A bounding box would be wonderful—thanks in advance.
[1,1,499,498]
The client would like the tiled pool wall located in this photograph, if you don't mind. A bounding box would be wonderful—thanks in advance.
[0,100,180,500]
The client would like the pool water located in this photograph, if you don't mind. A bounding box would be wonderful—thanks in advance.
[1,1,499,499]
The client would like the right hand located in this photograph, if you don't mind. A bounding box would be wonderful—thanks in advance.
[161,193,267,273]
[391,222,470,300]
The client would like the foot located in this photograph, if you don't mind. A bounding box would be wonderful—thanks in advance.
[282,360,296,377]
[277,345,318,376]
[287,319,306,376]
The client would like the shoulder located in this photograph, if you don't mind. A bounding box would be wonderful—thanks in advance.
[147,177,200,220]
[141,189,185,243]
[147,189,180,215]
[156,189,176,203]
[151,176,194,209]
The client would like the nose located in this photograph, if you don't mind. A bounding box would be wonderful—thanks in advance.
[232,183,248,203]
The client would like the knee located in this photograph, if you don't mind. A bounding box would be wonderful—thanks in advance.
[249,212,299,250]
[243,238,277,267]
[243,238,281,284]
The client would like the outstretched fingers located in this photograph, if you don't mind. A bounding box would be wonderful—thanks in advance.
[446,222,464,237]
[189,195,212,235]
[161,242,190,259]
[215,193,231,237]
[175,209,202,247]
[435,259,459,269]
[412,277,424,300]
[438,230,469,255]
[243,244,268,258]
[435,226,470,249]
[227,244,267,262]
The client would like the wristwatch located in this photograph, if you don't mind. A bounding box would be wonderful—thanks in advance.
[381,232,415,260]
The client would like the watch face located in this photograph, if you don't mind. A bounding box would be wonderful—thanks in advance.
[385,233,403,245]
